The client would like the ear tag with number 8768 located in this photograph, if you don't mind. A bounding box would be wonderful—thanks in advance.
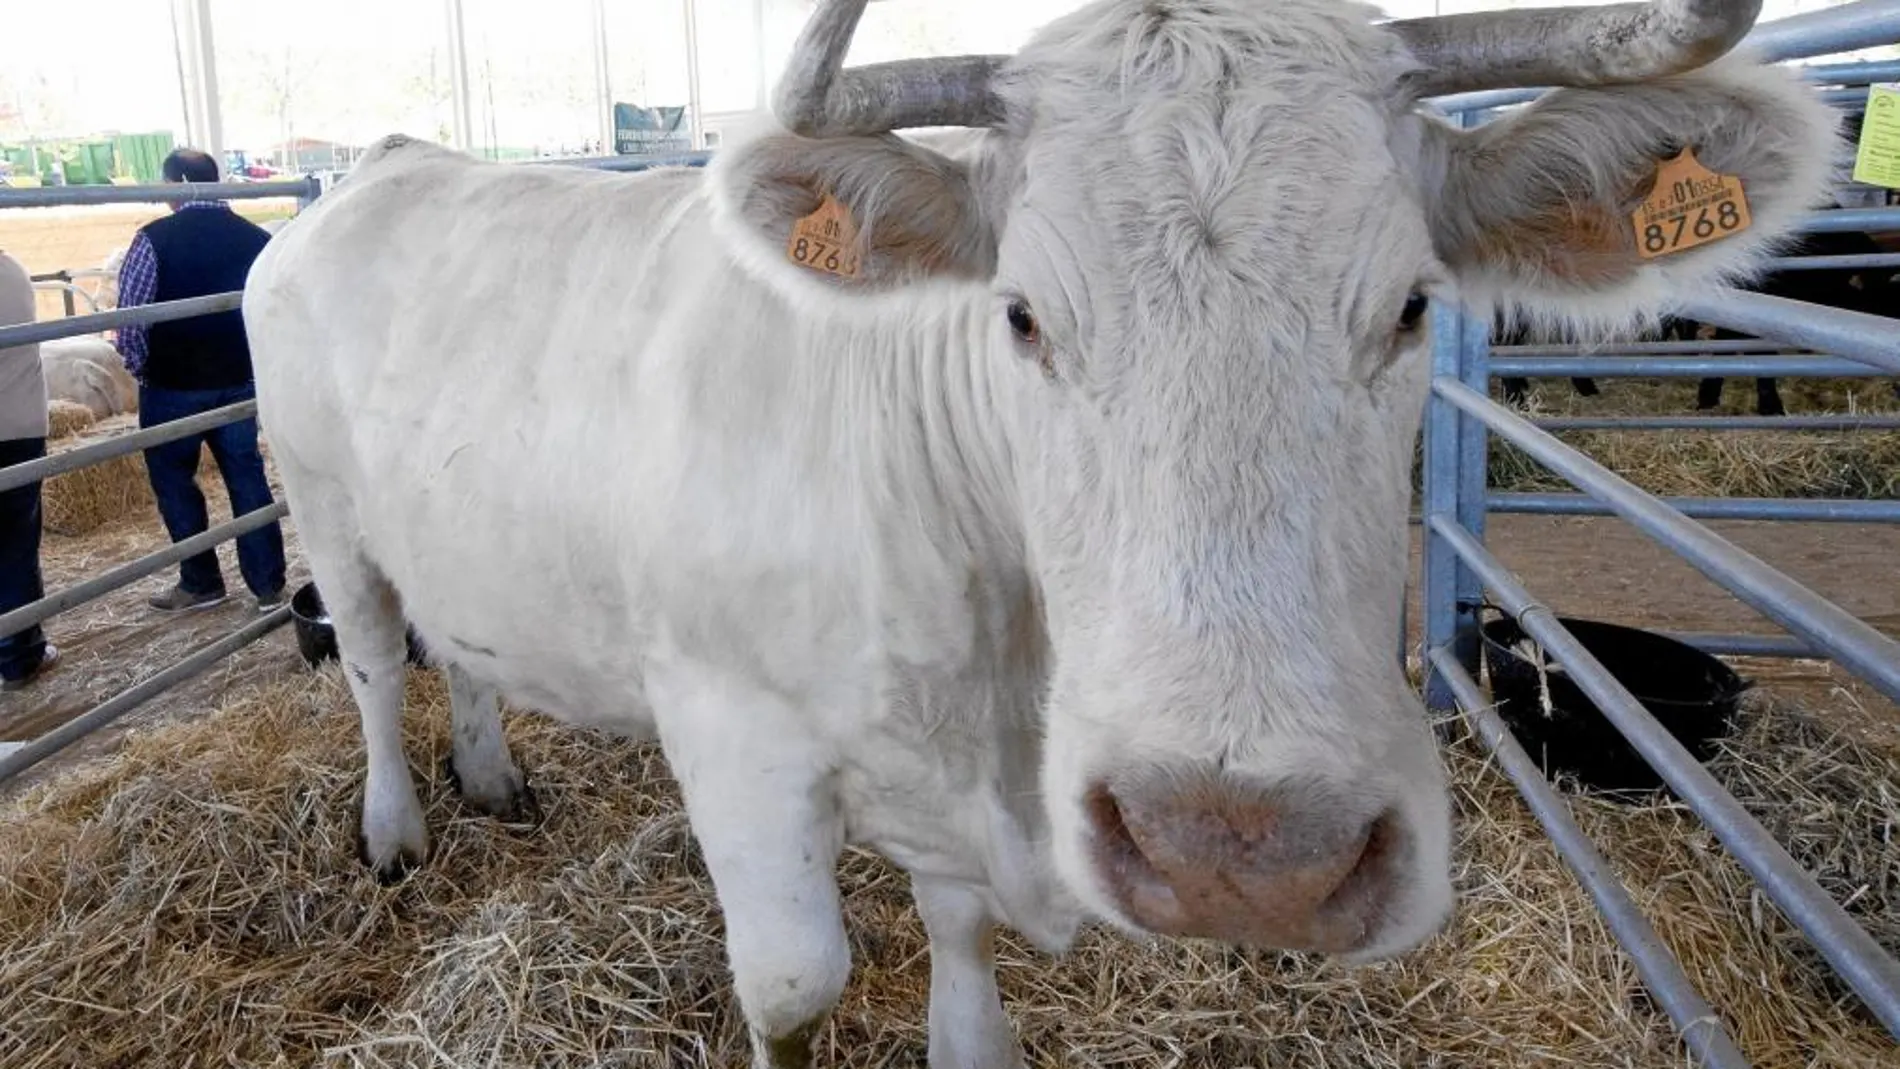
[1630,148,1752,260]
[787,193,863,279]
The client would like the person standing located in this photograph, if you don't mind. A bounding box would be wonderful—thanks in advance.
[116,147,287,613]
[0,248,58,689]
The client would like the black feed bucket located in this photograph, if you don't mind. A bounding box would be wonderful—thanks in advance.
[1480,611,1750,801]
[289,580,429,669]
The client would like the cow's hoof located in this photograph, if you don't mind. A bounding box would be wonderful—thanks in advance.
[443,753,541,825]
[357,832,425,885]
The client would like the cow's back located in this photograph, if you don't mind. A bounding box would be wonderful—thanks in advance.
[243,140,727,728]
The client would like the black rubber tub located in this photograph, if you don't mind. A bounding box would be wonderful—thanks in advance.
[289,581,429,668]
[1480,612,1749,801]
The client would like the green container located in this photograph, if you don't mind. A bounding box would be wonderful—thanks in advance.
[83,142,116,185]
[112,132,175,183]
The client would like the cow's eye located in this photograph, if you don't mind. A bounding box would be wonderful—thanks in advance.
[1398,291,1429,331]
[1006,299,1040,344]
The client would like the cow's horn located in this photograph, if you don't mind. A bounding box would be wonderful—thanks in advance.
[1390,0,1764,97]
[774,0,1007,137]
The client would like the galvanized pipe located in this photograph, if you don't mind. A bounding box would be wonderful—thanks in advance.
[1427,649,1751,1069]
[0,178,316,210]
[1529,414,1900,431]
[1796,207,1900,234]
[0,503,288,637]
[1437,378,1900,705]
[1762,253,1900,271]
[1490,355,1880,377]
[533,151,715,172]
[1489,492,1900,523]
[1678,290,1900,374]
[0,292,243,350]
[0,401,257,495]
[1662,631,1821,658]
[0,608,292,786]
[1498,340,1804,357]
[1430,516,1900,1038]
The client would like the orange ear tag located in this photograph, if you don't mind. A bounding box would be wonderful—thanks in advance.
[786,193,864,279]
[1631,148,1752,260]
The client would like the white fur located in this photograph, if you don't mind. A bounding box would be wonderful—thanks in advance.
[41,336,137,419]
[244,2,1838,1065]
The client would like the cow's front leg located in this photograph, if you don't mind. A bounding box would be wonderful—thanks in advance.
[914,876,1025,1069]
[650,659,850,1069]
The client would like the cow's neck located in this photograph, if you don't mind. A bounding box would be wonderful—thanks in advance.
[808,290,1070,934]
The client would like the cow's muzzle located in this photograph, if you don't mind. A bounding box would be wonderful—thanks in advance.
[1084,767,1434,956]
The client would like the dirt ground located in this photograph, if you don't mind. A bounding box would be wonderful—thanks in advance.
[1,201,298,320]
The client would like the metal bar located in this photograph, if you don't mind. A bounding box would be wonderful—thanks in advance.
[683,0,705,151]
[1438,379,1900,706]
[1427,649,1751,1069]
[445,0,473,152]
[1529,414,1900,432]
[1679,291,1900,374]
[0,179,314,210]
[1796,207,1900,234]
[1497,340,1807,357]
[0,401,257,495]
[1455,306,1490,670]
[0,292,242,350]
[1763,253,1900,271]
[0,503,287,637]
[1661,631,1822,659]
[0,608,291,786]
[531,151,714,172]
[1796,58,1900,86]
[1423,307,1466,709]
[1489,492,1900,524]
[1743,0,1900,64]
[589,0,614,154]
[1431,516,1900,1038]
[1490,356,1881,378]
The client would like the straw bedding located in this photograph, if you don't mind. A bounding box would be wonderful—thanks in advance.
[39,414,154,536]
[46,400,98,440]
[1487,377,1900,501]
[1,662,1895,1068]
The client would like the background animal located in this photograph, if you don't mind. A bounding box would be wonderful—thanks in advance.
[40,336,137,420]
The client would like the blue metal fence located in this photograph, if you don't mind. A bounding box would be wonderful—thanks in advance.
[1418,2,1900,1059]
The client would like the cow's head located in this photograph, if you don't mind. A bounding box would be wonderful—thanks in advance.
[711,0,1836,960]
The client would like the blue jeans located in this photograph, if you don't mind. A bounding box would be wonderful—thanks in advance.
[0,436,49,681]
[140,384,287,598]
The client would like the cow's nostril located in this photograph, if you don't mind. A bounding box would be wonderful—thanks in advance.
[1082,773,1411,955]
[1085,781,1186,930]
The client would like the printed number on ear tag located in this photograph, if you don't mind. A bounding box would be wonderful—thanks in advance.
[1631,148,1752,260]
[787,193,864,279]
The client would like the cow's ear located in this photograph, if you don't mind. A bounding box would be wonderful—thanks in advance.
[709,130,999,292]
[1420,53,1841,335]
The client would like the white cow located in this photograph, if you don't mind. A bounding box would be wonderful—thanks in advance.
[41,336,137,419]
[242,1,1835,1065]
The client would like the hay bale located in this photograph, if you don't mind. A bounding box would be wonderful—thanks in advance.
[41,415,153,536]
[46,400,97,439]
[0,666,1895,1067]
